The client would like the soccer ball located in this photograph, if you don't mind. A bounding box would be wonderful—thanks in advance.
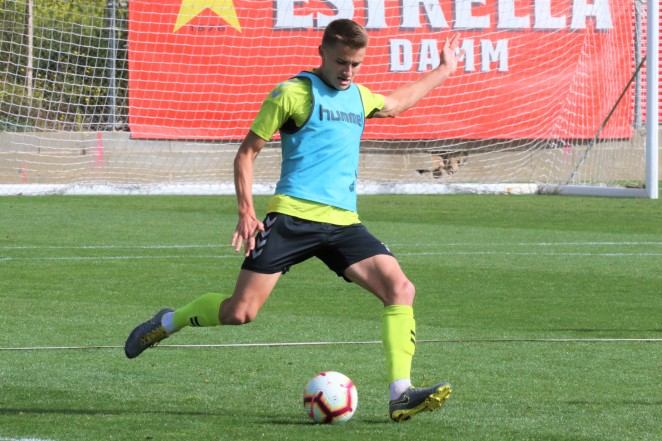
[303,371,358,424]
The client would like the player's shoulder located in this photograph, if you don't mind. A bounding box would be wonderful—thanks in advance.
[268,75,311,102]
[353,82,370,92]
[353,82,385,116]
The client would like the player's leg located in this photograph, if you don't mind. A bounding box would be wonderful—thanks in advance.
[344,254,418,394]
[124,270,280,359]
[344,253,451,422]
[170,269,281,329]
[220,269,281,324]
[343,253,414,306]
[124,293,226,359]
[125,212,307,359]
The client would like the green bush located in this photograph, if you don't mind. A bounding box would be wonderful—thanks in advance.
[0,0,128,131]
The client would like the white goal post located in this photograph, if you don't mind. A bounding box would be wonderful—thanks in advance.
[0,0,658,198]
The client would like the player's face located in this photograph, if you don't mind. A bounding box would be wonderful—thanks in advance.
[317,43,366,90]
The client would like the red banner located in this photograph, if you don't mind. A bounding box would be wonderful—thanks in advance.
[128,0,635,140]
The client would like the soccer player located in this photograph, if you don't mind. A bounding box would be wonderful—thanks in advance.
[125,18,464,422]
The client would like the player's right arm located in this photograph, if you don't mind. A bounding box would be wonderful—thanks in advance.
[232,130,268,256]
[231,78,304,255]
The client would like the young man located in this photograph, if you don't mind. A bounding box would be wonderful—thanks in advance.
[125,19,464,422]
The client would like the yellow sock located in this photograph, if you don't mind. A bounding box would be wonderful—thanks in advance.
[173,293,224,330]
[382,305,416,383]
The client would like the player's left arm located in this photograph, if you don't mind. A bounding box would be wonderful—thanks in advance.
[373,34,464,119]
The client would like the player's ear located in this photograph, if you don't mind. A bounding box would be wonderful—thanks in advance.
[318,44,324,58]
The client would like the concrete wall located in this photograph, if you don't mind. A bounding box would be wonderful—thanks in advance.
[0,130,659,189]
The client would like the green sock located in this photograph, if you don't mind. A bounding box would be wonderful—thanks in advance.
[173,292,225,330]
[382,305,416,383]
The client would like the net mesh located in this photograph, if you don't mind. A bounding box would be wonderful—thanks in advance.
[0,0,656,195]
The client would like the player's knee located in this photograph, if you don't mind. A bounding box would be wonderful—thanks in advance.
[389,278,415,306]
[220,305,257,325]
[238,314,255,325]
[402,278,416,303]
[221,311,255,325]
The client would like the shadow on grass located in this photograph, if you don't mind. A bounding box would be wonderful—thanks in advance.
[0,407,397,426]
[268,417,391,426]
[0,407,222,417]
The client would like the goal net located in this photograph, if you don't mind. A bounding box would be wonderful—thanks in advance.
[0,0,658,197]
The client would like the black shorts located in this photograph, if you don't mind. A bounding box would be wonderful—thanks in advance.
[241,213,393,280]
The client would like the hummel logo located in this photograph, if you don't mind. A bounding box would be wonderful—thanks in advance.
[265,215,277,227]
[270,80,297,100]
[250,216,276,260]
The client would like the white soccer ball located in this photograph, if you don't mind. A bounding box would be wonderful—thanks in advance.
[303,371,358,424]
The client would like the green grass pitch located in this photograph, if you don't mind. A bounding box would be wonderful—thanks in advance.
[1,194,661,440]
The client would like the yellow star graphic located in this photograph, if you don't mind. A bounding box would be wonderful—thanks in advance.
[173,0,242,33]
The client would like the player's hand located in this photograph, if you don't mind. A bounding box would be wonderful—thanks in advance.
[439,34,464,76]
[231,214,265,257]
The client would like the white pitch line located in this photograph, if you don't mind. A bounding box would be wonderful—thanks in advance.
[0,438,56,441]
[2,242,661,251]
[3,250,662,262]
[0,244,224,250]
[1,338,660,351]
[0,255,236,262]
[3,242,662,262]
[398,251,662,257]
[400,241,662,247]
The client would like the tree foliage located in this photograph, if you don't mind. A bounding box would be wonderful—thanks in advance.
[0,0,128,131]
